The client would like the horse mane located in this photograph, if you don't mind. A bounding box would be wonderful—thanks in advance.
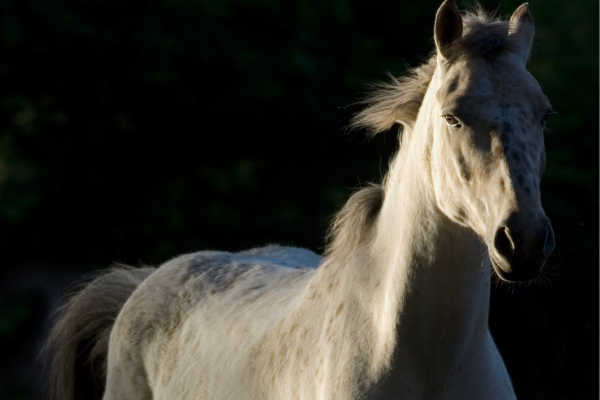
[349,57,437,137]
[327,8,514,259]
[349,8,512,136]
[325,183,384,259]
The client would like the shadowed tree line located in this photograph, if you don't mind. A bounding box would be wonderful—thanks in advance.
[0,0,597,399]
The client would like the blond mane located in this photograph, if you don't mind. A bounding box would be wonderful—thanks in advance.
[349,9,513,136]
[324,183,384,259]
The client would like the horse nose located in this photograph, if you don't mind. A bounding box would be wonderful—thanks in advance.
[492,217,555,281]
[494,226,516,259]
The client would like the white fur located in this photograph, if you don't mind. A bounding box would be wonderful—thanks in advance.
[97,3,553,399]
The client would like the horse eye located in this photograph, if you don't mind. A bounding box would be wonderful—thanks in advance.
[443,114,462,128]
[542,110,556,125]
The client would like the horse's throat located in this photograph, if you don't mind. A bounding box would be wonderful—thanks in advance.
[372,166,492,387]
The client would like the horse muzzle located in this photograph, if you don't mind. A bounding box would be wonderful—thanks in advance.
[489,215,555,282]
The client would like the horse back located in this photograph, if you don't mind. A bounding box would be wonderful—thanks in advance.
[105,245,319,399]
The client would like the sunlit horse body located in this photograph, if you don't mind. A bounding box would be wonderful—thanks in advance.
[45,1,555,399]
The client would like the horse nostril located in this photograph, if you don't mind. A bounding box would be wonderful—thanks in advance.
[494,226,515,259]
[542,224,555,259]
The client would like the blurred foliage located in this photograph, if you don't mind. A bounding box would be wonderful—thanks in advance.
[0,285,46,400]
[0,0,597,399]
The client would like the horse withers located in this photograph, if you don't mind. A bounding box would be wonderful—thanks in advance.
[44,1,554,399]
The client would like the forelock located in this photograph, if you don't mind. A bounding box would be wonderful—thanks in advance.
[445,10,521,61]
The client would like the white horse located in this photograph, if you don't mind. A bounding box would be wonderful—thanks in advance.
[45,1,555,399]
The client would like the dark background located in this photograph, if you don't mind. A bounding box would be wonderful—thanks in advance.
[0,0,597,399]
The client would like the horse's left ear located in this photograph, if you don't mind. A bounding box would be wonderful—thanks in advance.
[508,3,535,64]
[434,0,463,60]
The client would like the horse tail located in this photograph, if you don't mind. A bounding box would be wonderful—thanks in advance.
[43,265,155,400]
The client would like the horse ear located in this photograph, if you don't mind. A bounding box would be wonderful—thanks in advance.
[508,3,535,64]
[434,0,463,60]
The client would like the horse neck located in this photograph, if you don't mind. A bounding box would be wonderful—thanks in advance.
[279,73,491,393]
[306,74,490,382]
[377,151,490,361]
[369,77,492,383]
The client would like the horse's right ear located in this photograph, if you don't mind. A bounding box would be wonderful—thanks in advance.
[508,3,535,65]
[434,0,463,60]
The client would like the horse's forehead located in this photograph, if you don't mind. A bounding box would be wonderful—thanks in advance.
[436,58,548,180]
[441,58,549,127]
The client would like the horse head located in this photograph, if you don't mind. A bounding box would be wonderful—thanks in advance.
[430,0,555,282]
